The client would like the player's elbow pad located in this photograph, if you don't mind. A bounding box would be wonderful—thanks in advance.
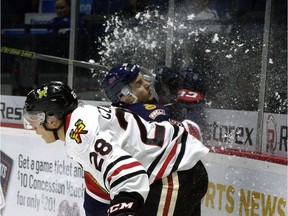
[107,192,144,216]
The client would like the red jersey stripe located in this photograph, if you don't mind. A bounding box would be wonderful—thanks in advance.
[107,161,143,183]
[156,142,178,180]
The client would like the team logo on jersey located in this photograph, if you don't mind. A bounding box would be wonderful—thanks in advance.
[70,119,88,144]
[144,104,156,110]
[36,86,48,99]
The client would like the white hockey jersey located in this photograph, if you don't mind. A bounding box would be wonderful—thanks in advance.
[64,105,209,203]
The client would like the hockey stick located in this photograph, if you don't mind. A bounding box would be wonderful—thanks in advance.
[1,46,111,72]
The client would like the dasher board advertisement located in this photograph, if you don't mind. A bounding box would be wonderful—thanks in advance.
[1,127,86,215]
[201,153,288,216]
[1,127,287,215]
[1,95,286,159]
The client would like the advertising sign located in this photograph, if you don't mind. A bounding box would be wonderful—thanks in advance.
[1,127,287,215]
[263,113,287,158]
[1,127,86,215]
[204,109,258,152]
[0,96,287,158]
[201,153,288,216]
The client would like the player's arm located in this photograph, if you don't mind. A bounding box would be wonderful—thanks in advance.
[98,147,150,216]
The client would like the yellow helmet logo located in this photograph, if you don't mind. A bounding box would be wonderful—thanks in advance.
[37,86,48,99]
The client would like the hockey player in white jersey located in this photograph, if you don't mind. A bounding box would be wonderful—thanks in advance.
[23,81,209,216]
[102,63,208,216]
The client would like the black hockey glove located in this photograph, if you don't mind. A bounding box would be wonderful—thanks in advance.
[154,66,179,104]
[107,192,143,216]
[178,67,206,94]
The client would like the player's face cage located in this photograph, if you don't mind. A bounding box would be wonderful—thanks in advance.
[23,110,46,130]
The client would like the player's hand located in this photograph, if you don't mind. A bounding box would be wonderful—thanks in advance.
[108,193,140,216]
[176,89,203,103]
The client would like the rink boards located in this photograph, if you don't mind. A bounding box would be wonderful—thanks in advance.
[0,127,287,216]
[1,95,287,158]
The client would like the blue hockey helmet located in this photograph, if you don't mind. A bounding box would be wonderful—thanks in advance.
[102,63,140,103]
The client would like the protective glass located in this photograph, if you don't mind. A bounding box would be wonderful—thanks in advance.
[23,110,46,130]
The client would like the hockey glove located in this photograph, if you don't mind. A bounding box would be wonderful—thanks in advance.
[178,67,206,93]
[176,89,203,103]
[107,192,143,216]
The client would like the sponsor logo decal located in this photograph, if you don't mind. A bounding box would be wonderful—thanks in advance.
[266,114,287,154]
[204,121,254,146]
[266,115,277,154]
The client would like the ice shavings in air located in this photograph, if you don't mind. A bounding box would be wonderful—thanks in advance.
[269,58,273,64]
[187,14,195,20]
[97,5,255,71]
[97,8,239,68]
[98,9,169,67]
[94,6,268,113]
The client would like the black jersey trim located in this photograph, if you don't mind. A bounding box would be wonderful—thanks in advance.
[171,131,187,173]
[103,155,132,191]
[110,170,148,189]
[172,124,179,140]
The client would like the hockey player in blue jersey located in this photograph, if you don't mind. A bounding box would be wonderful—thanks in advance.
[23,81,209,216]
[103,63,206,129]
[102,63,206,139]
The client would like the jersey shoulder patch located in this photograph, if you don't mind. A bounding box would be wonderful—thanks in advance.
[143,104,157,110]
[149,109,166,120]
[69,118,88,144]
